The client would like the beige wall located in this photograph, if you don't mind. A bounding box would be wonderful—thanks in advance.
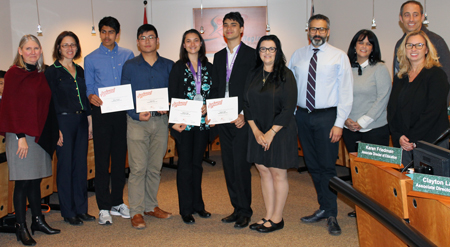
[0,0,449,78]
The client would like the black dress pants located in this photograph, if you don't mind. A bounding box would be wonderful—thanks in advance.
[175,127,209,216]
[91,106,127,210]
[56,113,88,217]
[296,108,339,217]
[218,123,252,217]
[342,125,390,152]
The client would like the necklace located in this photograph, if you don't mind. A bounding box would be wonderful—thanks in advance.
[262,70,271,85]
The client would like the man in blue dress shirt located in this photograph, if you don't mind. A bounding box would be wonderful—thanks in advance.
[288,14,353,236]
[84,16,134,225]
[121,24,174,229]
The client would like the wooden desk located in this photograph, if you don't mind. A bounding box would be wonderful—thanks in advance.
[350,154,412,247]
[408,191,450,246]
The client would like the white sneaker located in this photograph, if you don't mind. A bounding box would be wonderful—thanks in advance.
[110,203,130,219]
[98,210,113,225]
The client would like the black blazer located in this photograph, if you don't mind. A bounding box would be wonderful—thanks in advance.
[387,66,449,146]
[212,42,256,114]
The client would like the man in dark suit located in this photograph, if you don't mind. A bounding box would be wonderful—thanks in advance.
[212,12,256,228]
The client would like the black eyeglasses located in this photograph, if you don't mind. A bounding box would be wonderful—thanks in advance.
[309,27,328,34]
[405,43,425,50]
[259,47,277,53]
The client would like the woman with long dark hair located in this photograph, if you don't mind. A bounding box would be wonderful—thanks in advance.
[0,34,60,246]
[343,29,392,217]
[243,35,298,232]
[45,31,95,225]
[168,29,215,224]
[344,30,391,152]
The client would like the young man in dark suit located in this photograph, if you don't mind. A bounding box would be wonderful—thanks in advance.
[212,12,256,228]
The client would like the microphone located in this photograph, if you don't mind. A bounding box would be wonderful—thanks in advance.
[432,128,450,145]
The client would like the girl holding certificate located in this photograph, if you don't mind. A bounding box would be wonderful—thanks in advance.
[168,29,215,224]
[243,35,298,233]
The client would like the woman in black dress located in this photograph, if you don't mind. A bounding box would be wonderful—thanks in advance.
[45,31,95,225]
[168,29,215,224]
[388,30,449,165]
[243,35,298,233]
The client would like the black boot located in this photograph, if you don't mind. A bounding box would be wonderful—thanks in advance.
[15,222,36,246]
[31,215,61,235]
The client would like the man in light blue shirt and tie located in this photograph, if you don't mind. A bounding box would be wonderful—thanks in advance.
[288,14,353,236]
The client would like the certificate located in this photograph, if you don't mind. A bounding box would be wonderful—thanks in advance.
[99,84,134,114]
[169,98,203,126]
[206,97,238,125]
[136,88,169,113]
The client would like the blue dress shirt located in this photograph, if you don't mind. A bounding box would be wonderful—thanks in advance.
[121,53,174,120]
[84,42,134,97]
[288,42,353,128]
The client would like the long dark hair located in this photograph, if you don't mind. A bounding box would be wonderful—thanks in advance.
[255,35,287,85]
[347,29,383,67]
[179,29,208,64]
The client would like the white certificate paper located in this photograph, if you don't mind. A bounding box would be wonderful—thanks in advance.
[136,88,169,113]
[99,85,134,114]
[169,98,203,126]
[206,97,238,125]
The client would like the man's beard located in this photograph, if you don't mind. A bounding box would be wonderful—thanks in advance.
[310,35,326,46]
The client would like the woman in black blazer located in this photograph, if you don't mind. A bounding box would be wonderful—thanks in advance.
[168,29,215,224]
[388,30,449,165]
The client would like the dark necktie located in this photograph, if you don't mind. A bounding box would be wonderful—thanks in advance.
[306,48,319,112]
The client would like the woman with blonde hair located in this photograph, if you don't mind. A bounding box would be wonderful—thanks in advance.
[0,35,60,245]
[388,30,449,165]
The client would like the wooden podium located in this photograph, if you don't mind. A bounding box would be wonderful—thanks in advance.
[407,191,450,246]
[350,154,412,247]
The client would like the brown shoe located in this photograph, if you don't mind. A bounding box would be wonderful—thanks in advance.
[131,214,146,229]
[144,207,172,219]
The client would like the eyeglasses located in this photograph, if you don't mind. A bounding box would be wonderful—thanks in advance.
[61,43,77,49]
[139,35,156,41]
[309,27,328,34]
[405,43,425,50]
[259,47,277,53]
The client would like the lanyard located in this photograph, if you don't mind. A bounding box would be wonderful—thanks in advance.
[226,44,241,83]
[188,60,202,94]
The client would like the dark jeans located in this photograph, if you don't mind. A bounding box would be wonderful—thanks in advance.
[91,106,127,210]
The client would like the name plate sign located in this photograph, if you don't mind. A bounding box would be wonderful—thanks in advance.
[357,143,402,166]
[413,173,450,196]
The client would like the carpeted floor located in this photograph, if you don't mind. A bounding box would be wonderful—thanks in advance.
[0,151,359,246]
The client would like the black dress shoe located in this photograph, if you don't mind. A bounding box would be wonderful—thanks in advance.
[31,215,60,235]
[249,218,268,230]
[195,210,211,218]
[77,213,96,221]
[256,219,284,233]
[221,213,238,223]
[347,211,356,218]
[234,216,250,228]
[64,217,83,225]
[182,215,195,224]
[327,216,342,236]
[300,209,328,223]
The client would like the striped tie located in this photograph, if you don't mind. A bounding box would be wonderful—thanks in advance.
[306,48,319,112]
